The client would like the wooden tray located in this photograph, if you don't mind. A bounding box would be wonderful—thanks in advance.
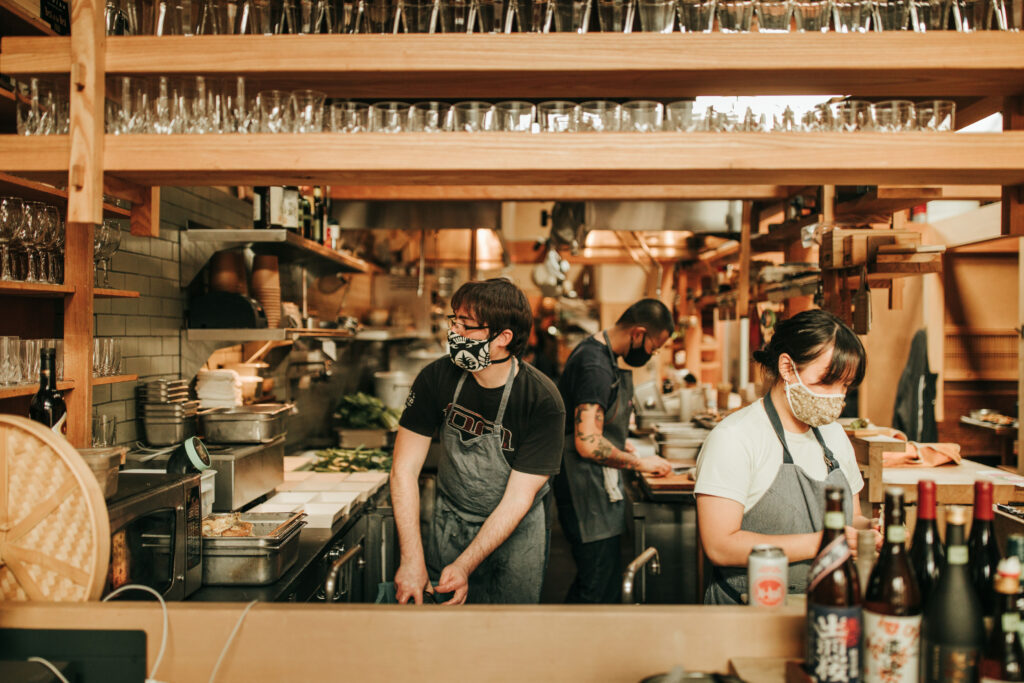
[0,415,110,601]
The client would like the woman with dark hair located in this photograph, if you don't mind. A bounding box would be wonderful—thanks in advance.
[391,278,565,605]
[694,309,880,605]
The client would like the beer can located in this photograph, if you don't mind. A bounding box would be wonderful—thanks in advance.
[748,544,787,607]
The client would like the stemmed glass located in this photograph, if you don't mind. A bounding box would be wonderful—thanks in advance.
[38,206,62,284]
[94,220,122,288]
[0,196,23,281]
[50,213,66,284]
[17,201,48,282]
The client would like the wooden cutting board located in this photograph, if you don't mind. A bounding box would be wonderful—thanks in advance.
[642,471,695,491]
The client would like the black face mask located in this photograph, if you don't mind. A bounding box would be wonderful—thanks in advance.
[623,333,652,368]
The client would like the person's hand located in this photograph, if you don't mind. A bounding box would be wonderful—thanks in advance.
[436,563,469,605]
[394,561,429,605]
[624,441,637,454]
[637,455,672,477]
[844,526,859,559]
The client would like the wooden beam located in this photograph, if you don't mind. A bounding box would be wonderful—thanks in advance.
[130,186,160,237]
[737,202,753,315]
[955,95,1003,130]
[1004,97,1024,237]
[1019,237,1023,474]
[327,185,794,201]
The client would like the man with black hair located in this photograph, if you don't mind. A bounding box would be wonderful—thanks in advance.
[390,278,565,605]
[555,298,674,603]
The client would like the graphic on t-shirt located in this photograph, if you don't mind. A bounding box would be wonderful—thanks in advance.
[406,390,415,408]
[445,402,513,451]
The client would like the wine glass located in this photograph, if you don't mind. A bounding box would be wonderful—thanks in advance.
[97,220,121,288]
[93,220,110,285]
[17,201,48,282]
[0,196,23,281]
[50,212,66,283]
[38,205,61,284]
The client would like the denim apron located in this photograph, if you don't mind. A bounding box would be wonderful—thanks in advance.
[704,393,853,605]
[426,359,548,604]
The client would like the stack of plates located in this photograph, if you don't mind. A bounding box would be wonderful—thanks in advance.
[251,254,281,328]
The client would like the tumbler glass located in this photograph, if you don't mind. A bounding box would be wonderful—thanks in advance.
[537,101,580,132]
[369,101,412,133]
[716,0,754,29]
[21,339,41,384]
[951,0,1008,30]
[512,0,552,30]
[872,100,916,131]
[551,0,592,30]
[438,0,472,29]
[578,101,621,132]
[915,100,956,131]
[293,89,327,133]
[637,0,674,29]
[194,0,228,32]
[410,102,452,132]
[451,101,496,132]
[831,0,870,30]
[258,90,296,133]
[666,100,704,131]
[92,414,117,447]
[907,0,943,29]
[872,0,909,29]
[832,100,874,131]
[330,101,371,133]
[0,336,20,385]
[401,0,438,31]
[677,0,715,30]
[93,337,105,376]
[792,0,828,29]
[356,0,400,31]
[495,101,536,132]
[597,0,633,30]
[756,0,792,30]
[621,100,664,132]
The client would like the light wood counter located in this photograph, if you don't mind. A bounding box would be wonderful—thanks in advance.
[0,603,803,681]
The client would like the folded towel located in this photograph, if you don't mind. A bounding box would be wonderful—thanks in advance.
[603,466,623,503]
[883,442,962,468]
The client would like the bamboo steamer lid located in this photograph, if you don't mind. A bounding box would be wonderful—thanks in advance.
[0,415,110,601]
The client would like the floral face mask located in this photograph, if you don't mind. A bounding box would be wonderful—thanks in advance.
[447,328,512,373]
[784,363,846,428]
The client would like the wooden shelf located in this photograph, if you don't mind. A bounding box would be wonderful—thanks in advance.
[0,380,73,400]
[93,288,141,298]
[0,172,130,218]
[183,227,379,274]
[0,0,59,37]
[5,34,1024,97]
[751,213,822,252]
[0,281,73,297]
[90,373,138,386]
[835,185,1004,221]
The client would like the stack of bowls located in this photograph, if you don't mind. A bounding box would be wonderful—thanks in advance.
[251,254,281,328]
[209,249,248,295]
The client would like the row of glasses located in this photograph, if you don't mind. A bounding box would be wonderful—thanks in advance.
[106,75,258,135]
[0,337,64,386]
[0,197,65,284]
[95,220,124,288]
[93,337,124,377]
[15,78,70,136]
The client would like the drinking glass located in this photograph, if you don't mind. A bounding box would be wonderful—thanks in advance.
[16,78,57,136]
[37,205,60,284]
[706,105,740,131]
[756,0,792,30]
[831,0,870,29]
[472,0,507,31]
[832,100,873,131]
[551,0,592,30]
[355,0,400,31]
[579,100,621,131]
[92,414,117,447]
[915,100,956,131]
[438,0,473,30]
[495,101,536,132]
[637,0,674,29]
[258,90,296,133]
[0,196,23,281]
[717,0,754,29]
[92,337,104,376]
[307,0,338,31]
[597,0,634,30]
[331,101,371,132]
[369,101,411,132]
[274,0,301,31]
[792,0,828,28]
[293,89,327,133]
[666,100,704,131]
[621,100,664,132]
[512,0,552,30]
[51,213,65,284]
[20,339,41,384]
[18,201,49,282]
[194,0,229,32]
[677,0,715,30]
[106,0,139,34]
[950,0,1008,30]
[872,0,909,28]
[235,0,265,32]
[225,76,257,133]
[401,0,438,31]
[410,102,452,132]
[0,336,20,386]
[537,101,579,132]
[96,219,122,287]
[452,101,496,132]
[872,100,916,131]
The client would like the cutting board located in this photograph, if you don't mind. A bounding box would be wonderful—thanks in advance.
[642,470,695,491]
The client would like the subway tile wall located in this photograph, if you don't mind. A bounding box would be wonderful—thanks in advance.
[92,187,251,445]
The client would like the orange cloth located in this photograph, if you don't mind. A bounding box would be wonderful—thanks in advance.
[882,442,962,468]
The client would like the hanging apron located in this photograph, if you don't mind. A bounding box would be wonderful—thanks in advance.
[704,393,854,605]
[426,359,549,604]
[560,332,634,544]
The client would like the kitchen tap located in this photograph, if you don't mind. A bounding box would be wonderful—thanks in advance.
[622,547,661,605]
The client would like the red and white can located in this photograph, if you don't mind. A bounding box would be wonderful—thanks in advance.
[748,545,787,607]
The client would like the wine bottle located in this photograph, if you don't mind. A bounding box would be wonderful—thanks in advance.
[971,480,1003,617]
[863,487,922,683]
[312,186,324,244]
[922,505,986,681]
[909,479,944,605]
[253,186,270,229]
[299,191,312,240]
[806,486,861,683]
[29,348,67,435]
[281,186,300,231]
[981,557,1024,682]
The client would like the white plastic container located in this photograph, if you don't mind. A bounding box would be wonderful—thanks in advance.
[374,371,413,411]
[200,469,217,519]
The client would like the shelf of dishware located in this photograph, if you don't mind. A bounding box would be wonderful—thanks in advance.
[3,33,1024,97]
[0,172,131,219]
[183,227,380,273]
[0,281,73,297]
[0,380,73,400]
[90,373,138,386]
[186,327,360,342]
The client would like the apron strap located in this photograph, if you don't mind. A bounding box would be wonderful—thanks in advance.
[601,331,623,421]
[763,392,838,472]
[492,357,517,430]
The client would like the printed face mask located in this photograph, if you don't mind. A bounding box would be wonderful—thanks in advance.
[447,329,512,372]
[784,367,846,428]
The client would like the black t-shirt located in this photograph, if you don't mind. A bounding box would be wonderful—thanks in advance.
[557,336,619,435]
[399,357,566,476]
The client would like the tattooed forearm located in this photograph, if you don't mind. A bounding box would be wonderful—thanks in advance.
[573,403,640,470]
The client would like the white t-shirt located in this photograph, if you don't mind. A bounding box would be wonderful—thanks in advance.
[694,399,864,513]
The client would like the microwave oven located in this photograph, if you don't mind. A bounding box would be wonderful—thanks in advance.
[104,471,203,601]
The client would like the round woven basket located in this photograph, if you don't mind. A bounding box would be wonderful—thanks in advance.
[0,415,110,601]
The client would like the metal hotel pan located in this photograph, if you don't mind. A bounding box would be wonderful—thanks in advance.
[201,404,291,443]
[202,512,307,586]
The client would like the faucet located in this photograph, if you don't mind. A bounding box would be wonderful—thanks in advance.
[622,547,661,605]
[324,543,365,603]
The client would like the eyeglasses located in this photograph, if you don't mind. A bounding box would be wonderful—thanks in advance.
[446,314,489,333]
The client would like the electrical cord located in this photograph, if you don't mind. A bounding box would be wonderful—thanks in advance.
[102,584,168,683]
[208,599,259,683]
[26,656,71,683]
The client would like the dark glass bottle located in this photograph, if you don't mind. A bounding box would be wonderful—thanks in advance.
[981,559,1024,682]
[29,348,67,435]
[312,186,324,244]
[806,486,861,683]
[971,479,1003,617]
[253,186,270,229]
[863,487,921,683]
[299,192,312,240]
[909,479,944,605]
[921,505,986,681]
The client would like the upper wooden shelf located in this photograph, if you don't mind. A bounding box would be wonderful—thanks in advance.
[3,34,1024,98]
[0,380,73,400]
[183,227,380,274]
[0,172,130,218]
[0,281,73,297]
[0,0,58,37]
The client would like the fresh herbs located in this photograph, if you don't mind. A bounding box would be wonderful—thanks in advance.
[333,392,400,431]
[313,447,392,472]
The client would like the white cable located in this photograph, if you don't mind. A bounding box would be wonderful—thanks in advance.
[102,584,168,682]
[208,599,259,683]
[26,656,71,683]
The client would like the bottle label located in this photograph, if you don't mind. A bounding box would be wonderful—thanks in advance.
[808,536,852,593]
[1003,612,1021,633]
[825,511,845,530]
[806,604,861,683]
[922,640,978,682]
[269,187,285,226]
[862,610,921,683]
[52,411,67,435]
[253,197,261,222]
[886,524,906,544]
[948,545,968,565]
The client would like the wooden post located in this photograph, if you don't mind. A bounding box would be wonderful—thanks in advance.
[64,0,105,447]
[1003,97,1024,237]
[737,201,753,317]
[1018,237,1023,474]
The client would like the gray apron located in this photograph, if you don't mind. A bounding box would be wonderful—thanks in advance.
[704,393,853,605]
[426,359,548,604]
[561,332,633,544]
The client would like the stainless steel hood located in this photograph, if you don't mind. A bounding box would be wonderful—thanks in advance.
[584,200,743,233]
